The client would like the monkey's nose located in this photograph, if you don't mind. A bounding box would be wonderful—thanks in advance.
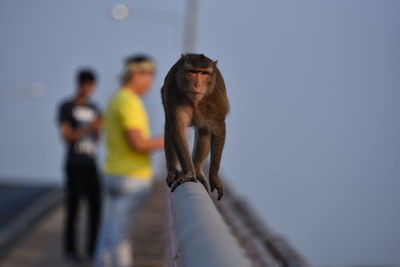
[194,87,202,94]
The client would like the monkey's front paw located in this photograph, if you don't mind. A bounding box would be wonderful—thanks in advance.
[196,173,209,193]
[166,170,179,188]
[209,176,224,201]
[170,173,197,192]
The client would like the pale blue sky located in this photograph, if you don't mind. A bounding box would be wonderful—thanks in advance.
[0,1,399,265]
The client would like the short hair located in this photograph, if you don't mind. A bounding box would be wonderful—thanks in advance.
[120,54,155,85]
[77,69,96,85]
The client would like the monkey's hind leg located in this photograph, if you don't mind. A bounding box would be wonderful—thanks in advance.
[192,128,211,192]
[164,123,179,187]
[209,122,226,200]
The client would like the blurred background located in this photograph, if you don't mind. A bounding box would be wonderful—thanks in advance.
[0,0,399,266]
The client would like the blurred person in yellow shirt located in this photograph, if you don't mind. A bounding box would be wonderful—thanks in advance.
[95,55,164,267]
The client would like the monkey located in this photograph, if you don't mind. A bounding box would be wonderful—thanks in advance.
[161,53,229,200]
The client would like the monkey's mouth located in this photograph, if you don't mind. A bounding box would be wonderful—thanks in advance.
[189,91,205,96]
[190,92,205,99]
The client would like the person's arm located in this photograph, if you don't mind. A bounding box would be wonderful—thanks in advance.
[125,128,164,153]
[59,122,93,144]
[92,105,103,142]
[57,102,98,144]
[91,117,103,142]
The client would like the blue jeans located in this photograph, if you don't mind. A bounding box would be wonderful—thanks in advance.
[95,175,152,267]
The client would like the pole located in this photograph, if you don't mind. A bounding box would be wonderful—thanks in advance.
[182,0,199,53]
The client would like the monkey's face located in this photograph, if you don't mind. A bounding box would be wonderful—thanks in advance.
[177,56,217,102]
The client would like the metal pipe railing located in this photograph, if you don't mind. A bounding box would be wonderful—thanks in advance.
[215,184,310,267]
[169,182,252,267]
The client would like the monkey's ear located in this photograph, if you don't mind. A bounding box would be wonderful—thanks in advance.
[212,60,218,67]
[177,56,185,68]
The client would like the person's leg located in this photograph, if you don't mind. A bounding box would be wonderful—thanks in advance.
[115,177,152,240]
[84,163,102,259]
[111,177,152,267]
[95,175,126,267]
[64,163,82,258]
[96,175,152,267]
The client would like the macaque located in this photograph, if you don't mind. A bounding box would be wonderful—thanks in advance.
[161,54,229,200]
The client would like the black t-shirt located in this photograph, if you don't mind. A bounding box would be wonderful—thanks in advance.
[58,98,101,165]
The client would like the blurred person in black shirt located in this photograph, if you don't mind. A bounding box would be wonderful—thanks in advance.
[57,69,102,262]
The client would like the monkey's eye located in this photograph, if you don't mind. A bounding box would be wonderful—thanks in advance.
[188,69,198,74]
[200,71,211,75]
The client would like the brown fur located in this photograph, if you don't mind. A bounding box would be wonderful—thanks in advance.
[161,54,229,200]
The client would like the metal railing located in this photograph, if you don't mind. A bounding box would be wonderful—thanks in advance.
[215,184,310,267]
[167,181,252,267]
[165,180,310,267]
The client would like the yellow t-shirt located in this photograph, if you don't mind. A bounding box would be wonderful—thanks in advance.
[103,88,152,179]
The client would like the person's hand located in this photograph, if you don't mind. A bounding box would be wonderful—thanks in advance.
[89,118,102,131]
[156,137,164,149]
